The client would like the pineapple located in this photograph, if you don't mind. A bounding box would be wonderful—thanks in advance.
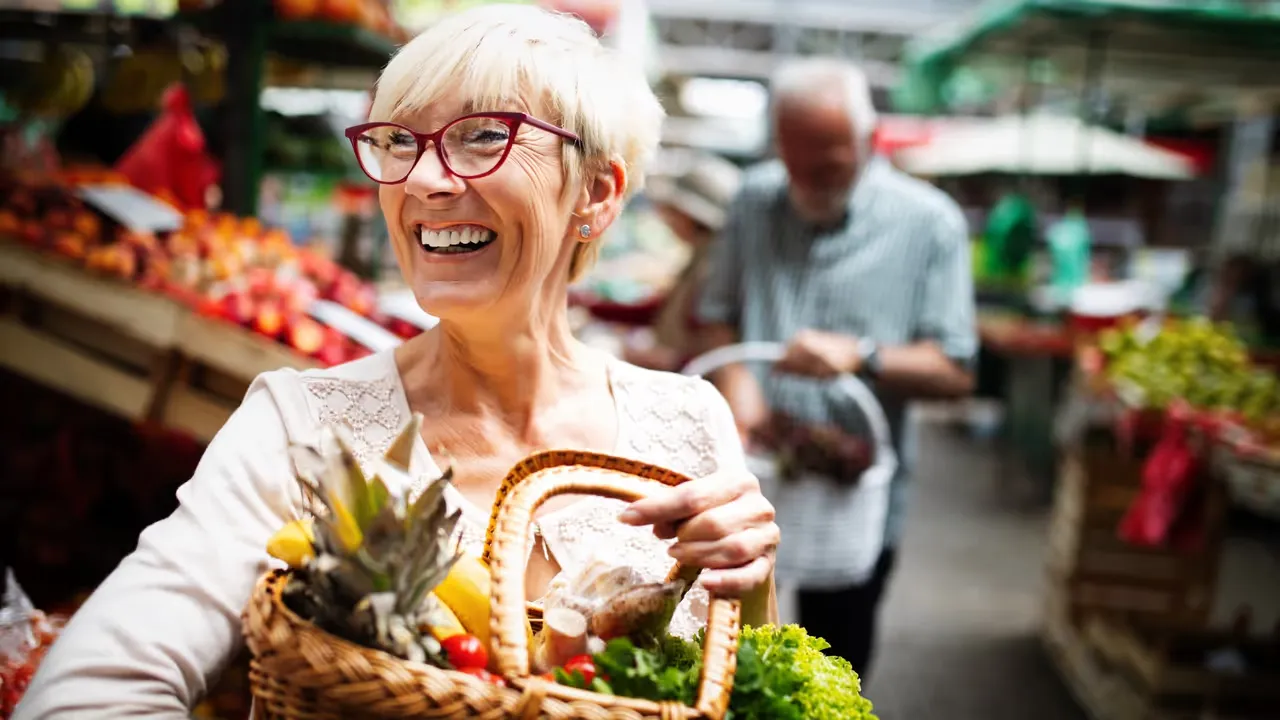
[279,413,465,667]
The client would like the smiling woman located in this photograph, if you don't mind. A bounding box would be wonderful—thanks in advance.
[11,5,780,719]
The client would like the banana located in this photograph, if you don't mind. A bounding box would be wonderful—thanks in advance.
[433,554,535,662]
[432,555,493,648]
[266,518,316,568]
[422,594,467,642]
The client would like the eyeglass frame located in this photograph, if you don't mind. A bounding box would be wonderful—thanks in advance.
[343,112,584,185]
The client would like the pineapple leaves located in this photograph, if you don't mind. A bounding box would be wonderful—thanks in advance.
[281,422,471,664]
[331,427,376,528]
[384,412,422,473]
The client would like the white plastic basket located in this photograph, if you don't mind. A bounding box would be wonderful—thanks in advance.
[682,342,897,587]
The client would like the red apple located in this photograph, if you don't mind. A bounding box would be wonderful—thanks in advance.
[52,232,87,261]
[72,211,101,243]
[286,315,325,355]
[254,301,285,339]
[44,209,72,231]
[19,220,46,247]
[220,291,256,326]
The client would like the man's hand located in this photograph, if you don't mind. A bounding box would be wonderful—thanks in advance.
[775,329,862,379]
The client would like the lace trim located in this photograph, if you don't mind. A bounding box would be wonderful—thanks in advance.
[301,376,403,467]
[612,372,720,479]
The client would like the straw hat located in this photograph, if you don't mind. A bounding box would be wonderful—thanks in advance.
[646,148,743,231]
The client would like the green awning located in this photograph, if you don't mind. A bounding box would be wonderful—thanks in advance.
[894,0,1280,115]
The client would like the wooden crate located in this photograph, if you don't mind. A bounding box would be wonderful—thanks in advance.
[0,243,182,423]
[162,313,317,443]
[1082,615,1280,719]
[0,242,317,443]
[1047,439,1225,628]
[1043,601,1277,720]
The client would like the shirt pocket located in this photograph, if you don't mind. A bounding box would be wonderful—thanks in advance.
[812,275,873,335]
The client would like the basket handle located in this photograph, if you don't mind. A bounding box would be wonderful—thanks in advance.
[486,454,740,719]
[681,341,898,479]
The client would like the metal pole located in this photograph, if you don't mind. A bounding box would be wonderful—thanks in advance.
[1075,28,1109,204]
[219,0,270,216]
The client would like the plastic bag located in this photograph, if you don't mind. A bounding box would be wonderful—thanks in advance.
[532,556,686,673]
[1118,407,1206,550]
[1,569,66,718]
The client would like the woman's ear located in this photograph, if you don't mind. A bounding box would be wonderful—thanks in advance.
[573,159,627,241]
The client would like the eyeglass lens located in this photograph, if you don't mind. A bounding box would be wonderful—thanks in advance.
[353,117,514,182]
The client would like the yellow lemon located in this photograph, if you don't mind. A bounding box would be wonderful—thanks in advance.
[266,519,315,568]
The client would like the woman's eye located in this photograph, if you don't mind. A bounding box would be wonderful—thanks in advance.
[464,129,509,145]
[387,132,416,148]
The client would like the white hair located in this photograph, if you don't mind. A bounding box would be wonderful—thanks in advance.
[769,57,879,142]
[370,5,666,279]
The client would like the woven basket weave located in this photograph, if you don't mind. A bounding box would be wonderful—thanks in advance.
[243,450,741,719]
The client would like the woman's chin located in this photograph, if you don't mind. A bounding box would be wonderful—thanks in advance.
[411,284,499,322]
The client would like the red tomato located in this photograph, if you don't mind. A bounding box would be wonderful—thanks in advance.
[458,666,506,687]
[562,654,596,685]
[441,634,488,671]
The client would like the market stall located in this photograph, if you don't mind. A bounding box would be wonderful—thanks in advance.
[1041,317,1280,720]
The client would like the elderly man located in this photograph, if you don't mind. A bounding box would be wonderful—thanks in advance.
[697,57,978,678]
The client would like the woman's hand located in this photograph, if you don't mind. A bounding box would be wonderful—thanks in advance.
[617,470,778,598]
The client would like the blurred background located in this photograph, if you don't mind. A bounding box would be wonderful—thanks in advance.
[2,1,1279,718]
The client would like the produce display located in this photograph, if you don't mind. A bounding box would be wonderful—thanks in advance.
[100,41,227,115]
[261,415,877,719]
[0,170,408,364]
[1099,317,1279,424]
[1095,316,1280,520]
[4,47,95,119]
[178,0,412,42]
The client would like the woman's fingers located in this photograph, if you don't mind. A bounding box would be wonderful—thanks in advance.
[668,523,780,569]
[673,492,774,544]
[699,556,775,597]
[618,471,751,528]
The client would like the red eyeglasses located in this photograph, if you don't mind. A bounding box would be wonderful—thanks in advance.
[344,112,583,185]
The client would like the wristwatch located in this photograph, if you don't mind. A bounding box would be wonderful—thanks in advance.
[856,337,882,379]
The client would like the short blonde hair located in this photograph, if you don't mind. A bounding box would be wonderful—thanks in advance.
[371,4,665,280]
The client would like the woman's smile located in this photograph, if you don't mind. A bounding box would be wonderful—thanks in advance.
[412,222,499,262]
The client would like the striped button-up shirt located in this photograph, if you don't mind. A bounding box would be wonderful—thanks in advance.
[697,156,977,585]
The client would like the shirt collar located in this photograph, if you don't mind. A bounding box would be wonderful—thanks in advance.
[774,155,887,232]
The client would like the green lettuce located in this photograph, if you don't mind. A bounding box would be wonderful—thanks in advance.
[565,624,876,720]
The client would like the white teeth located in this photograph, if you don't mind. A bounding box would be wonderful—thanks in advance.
[417,227,494,248]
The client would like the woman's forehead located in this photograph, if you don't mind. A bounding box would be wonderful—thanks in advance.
[388,91,538,130]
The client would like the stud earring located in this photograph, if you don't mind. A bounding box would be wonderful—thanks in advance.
[578,224,592,239]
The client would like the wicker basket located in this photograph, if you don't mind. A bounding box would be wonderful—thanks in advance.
[243,450,742,720]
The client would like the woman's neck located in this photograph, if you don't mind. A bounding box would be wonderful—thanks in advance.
[397,308,606,427]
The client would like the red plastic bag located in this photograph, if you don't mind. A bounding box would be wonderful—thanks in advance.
[115,85,220,212]
[1118,403,1207,549]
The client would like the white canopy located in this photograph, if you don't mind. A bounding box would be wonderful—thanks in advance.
[893,114,1197,180]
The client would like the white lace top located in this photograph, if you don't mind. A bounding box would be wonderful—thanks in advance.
[13,350,746,720]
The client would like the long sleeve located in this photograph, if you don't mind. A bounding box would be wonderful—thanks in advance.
[14,377,307,719]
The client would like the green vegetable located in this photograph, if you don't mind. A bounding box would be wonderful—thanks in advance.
[561,625,876,720]
[573,638,699,706]
[737,624,876,720]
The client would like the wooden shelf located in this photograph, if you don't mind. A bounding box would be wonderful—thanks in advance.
[0,243,183,346]
[0,317,154,422]
[0,242,315,443]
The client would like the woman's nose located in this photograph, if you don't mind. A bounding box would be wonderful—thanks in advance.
[404,146,466,199]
